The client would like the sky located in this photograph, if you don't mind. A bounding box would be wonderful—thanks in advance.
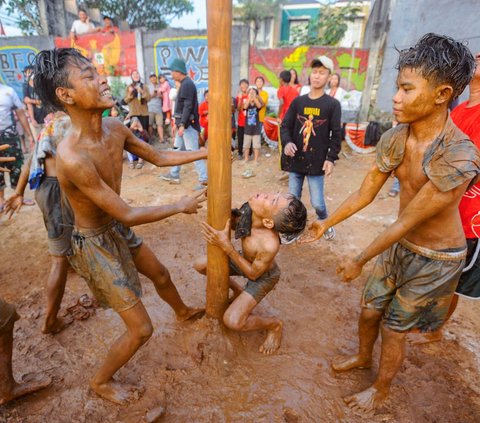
[168,0,207,30]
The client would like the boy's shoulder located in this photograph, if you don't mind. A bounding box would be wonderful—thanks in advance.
[375,124,409,173]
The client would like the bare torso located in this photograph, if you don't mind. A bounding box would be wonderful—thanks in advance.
[56,119,125,228]
[395,133,466,250]
[240,228,279,271]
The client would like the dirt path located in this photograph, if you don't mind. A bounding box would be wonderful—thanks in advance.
[1,146,479,422]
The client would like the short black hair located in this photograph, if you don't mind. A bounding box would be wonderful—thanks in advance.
[279,70,291,83]
[32,48,90,112]
[255,76,265,83]
[396,33,476,99]
[274,194,307,244]
[78,8,87,14]
[239,78,249,85]
[290,68,299,84]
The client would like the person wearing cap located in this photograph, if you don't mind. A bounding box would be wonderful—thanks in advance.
[160,58,207,189]
[280,55,341,241]
[147,73,165,143]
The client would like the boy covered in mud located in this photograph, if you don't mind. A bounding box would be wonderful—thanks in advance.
[194,193,307,354]
[302,34,480,415]
[32,48,207,405]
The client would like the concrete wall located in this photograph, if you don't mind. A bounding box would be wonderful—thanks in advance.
[376,0,480,112]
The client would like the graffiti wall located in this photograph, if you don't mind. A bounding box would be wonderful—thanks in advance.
[55,31,137,76]
[249,45,369,91]
[0,36,53,99]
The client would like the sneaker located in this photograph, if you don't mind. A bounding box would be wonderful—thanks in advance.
[242,169,255,179]
[128,162,135,169]
[388,189,399,197]
[323,226,336,241]
[160,173,180,184]
[136,163,144,169]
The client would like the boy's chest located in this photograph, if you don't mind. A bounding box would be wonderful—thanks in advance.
[395,140,430,189]
[87,139,124,190]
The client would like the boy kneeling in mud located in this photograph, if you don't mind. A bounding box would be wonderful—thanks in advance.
[194,192,307,354]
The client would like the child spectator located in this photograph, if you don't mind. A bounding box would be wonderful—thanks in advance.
[235,79,249,159]
[243,87,263,166]
[278,70,299,121]
[199,90,209,144]
[159,74,172,126]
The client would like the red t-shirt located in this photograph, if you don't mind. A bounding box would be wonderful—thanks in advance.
[199,101,208,129]
[236,93,248,127]
[451,101,480,238]
[277,85,299,120]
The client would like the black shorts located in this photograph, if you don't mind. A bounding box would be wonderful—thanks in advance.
[456,238,480,299]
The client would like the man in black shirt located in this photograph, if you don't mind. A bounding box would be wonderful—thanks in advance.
[160,58,207,189]
[280,56,341,240]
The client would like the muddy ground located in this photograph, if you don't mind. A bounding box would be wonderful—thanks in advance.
[0,144,479,423]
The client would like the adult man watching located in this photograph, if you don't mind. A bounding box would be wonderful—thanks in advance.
[70,8,100,41]
[160,58,207,189]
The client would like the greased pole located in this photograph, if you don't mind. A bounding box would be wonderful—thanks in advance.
[205,0,232,318]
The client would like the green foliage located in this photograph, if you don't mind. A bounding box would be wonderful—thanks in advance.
[289,2,360,46]
[83,0,194,30]
[109,76,127,99]
[234,0,281,41]
[0,0,42,35]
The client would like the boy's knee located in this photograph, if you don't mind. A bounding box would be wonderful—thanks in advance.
[193,256,207,274]
[136,321,154,345]
[223,310,244,331]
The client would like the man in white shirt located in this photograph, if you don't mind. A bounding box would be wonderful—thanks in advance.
[0,84,34,210]
[70,8,100,41]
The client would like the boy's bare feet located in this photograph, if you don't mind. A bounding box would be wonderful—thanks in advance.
[0,376,52,405]
[408,330,443,345]
[176,307,205,322]
[344,386,388,416]
[259,321,283,355]
[42,316,68,335]
[332,354,372,372]
[90,379,144,405]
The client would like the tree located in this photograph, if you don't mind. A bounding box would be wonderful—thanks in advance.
[0,0,43,35]
[84,0,194,30]
[289,2,361,46]
[234,0,281,43]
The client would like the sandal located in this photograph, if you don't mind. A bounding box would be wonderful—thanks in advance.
[22,199,35,206]
[128,163,135,169]
[136,163,144,169]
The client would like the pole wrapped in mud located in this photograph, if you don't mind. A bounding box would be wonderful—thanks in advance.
[205,0,232,318]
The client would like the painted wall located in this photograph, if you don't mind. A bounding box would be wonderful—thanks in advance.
[249,45,369,91]
[55,31,137,76]
[0,36,54,99]
[376,0,480,112]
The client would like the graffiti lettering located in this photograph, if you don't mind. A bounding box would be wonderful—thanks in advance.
[0,46,39,99]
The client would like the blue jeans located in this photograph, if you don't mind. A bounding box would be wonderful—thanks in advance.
[170,126,207,182]
[288,172,327,220]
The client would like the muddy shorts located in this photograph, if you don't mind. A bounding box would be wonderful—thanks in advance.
[35,177,74,256]
[68,220,144,312]
[229,259,281,303]
[0,298,17,333]
[456,238,480,299]
[362,238,466,333]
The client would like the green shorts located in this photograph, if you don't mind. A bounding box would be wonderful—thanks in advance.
[68,220,143,312]
[229,259,280,303]
[362,238,466,333]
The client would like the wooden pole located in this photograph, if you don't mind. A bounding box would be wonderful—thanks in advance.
[205,0,232,319]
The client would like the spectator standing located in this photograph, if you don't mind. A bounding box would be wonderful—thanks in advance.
[70,8,100,41]
[159,74,173,126]
[23,69,48,145]
[160,58,207,189]
[127,118,149,169]
[326,73,346,103]
[101,15,118,34]
[289,68,302,94]
[199,90,209,143]
[147,73,164,143]
[255,76,269,124]
[235,79,249,159]
[124,70,151,132]
[242,87,263,166]
[277,70,299,121]
[0,83,34,211]
[280,56,341,240]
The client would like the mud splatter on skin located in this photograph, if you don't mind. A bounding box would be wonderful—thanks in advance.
[1,148,479,422]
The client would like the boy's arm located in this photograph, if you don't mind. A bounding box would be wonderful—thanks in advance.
[201,220,279,281]
[58,154,206,227]
[3,154,33,219]
[301,164,391,242]
[119,119,207,166]
[338,179,472,282]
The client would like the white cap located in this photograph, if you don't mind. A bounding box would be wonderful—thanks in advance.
[310,55,334,73]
